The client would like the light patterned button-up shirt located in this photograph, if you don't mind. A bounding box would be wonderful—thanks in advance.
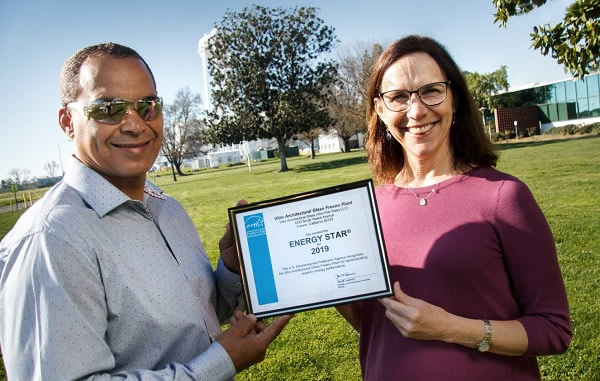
[0,157,242,380]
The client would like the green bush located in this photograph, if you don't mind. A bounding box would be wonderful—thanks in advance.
[492,132,506,142]
[543,122,600,136]
[526,127,538,137]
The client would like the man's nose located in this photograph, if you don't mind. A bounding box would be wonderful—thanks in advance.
[120,107,146,133]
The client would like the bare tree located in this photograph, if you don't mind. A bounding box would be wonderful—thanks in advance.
[337,42,384,122]
[329,42,384,152]
[8,168,31,186]
[297,127,325,159]
[161,87,205,177]
[328,91,362,152]
[43,161,59,177]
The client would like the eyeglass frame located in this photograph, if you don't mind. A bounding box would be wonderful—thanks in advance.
[67,96,163,125]
[378,81,451,112]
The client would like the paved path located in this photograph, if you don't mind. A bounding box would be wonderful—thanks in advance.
[0,202,27,214]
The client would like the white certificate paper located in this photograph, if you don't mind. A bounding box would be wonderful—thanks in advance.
[229,180,392,318]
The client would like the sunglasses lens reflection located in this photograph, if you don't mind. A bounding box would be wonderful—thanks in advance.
[137,100,162,121]
[85,98,162,124]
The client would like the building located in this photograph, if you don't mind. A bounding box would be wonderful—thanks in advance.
[318,133,364,153]
[491,73,600,134]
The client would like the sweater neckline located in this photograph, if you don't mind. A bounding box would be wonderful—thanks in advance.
[387,166,481,192]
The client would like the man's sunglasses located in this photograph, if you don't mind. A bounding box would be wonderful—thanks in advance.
[68,96,163,124]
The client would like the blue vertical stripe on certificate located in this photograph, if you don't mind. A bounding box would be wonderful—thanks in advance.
[244,213,279,305]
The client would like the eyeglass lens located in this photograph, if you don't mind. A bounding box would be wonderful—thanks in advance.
[85,97,162,124]
[382,82,448,111]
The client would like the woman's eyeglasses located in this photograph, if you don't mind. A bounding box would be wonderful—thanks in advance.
[68,96,163,124]
[378,81,450,112]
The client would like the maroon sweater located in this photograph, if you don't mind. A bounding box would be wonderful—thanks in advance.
[359,167,571,380]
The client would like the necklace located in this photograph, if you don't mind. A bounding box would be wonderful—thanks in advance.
[407,185,439,206]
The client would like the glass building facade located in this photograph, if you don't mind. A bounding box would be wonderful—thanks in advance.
[491,73,600,123]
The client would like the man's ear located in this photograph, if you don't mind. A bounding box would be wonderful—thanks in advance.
[58,107,75,139]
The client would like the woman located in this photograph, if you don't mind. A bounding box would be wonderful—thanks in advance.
[337,35,571,380]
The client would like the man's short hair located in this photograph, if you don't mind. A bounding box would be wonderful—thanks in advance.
[59,42,157,106]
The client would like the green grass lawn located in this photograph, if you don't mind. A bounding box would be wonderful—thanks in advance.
[0,137,598,380]
[0,187,49,209]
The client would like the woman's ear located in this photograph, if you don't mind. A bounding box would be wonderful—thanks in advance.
[58,107,75,139]
[374,98,386,125]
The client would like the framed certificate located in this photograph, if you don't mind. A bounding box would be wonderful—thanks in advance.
[229,179,392,318]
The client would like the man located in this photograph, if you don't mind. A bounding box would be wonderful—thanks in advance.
[0,43,290,380]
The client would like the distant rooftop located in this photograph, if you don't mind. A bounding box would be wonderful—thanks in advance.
[497,71,600,95]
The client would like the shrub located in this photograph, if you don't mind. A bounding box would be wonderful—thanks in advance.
[492,132,505,142]
[526,127,537,137]
[543,122,600,136]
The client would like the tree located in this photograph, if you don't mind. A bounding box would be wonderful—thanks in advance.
[463,66,510,110]
[490,84,551,109]
[336,42,384,124]
[328,88,363,152]
[43,161,59,177]
[161,87,205,178]
[296,127,324,159]
[493,0,600,78]
[8,168,31,186]
[328,42,383,152]
[204,5,338,172]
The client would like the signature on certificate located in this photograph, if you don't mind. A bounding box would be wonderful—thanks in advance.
[336,272,356,280]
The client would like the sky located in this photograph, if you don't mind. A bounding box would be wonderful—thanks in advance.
[0,0,573,180]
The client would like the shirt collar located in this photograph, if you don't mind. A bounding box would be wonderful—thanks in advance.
[63,156,166,218]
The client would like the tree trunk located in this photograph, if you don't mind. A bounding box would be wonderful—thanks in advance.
[343,137,351,152]
[310,137,316,159]
[170,162,177,182]
[175,162,185,176]
[277,138,288,172]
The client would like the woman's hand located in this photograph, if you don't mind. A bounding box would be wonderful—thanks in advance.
[379,281,452,341]
[379,281,529,355]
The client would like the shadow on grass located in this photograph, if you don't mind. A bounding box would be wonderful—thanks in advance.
[295,156,368,172]
[495,134,600,151]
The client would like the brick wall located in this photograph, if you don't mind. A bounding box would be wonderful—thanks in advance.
[494,106,540,135]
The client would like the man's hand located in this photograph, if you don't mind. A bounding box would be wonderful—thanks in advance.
[217,310,292,372]
[219,200,248,273]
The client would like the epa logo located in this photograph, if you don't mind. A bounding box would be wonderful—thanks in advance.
[244,213,265,234]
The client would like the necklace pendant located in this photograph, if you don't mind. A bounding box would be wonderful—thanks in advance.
[419,198,427,206]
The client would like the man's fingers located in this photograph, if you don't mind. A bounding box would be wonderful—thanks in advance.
[259,315,292,344]
[219,200,249,251]
[219,223,234,250]
[231,313,258,336]
[230,309,244,325]
[254,319,267,334]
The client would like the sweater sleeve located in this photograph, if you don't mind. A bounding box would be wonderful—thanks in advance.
[493,178,572,356]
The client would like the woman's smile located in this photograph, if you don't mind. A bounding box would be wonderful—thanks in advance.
[404,122,435,136]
